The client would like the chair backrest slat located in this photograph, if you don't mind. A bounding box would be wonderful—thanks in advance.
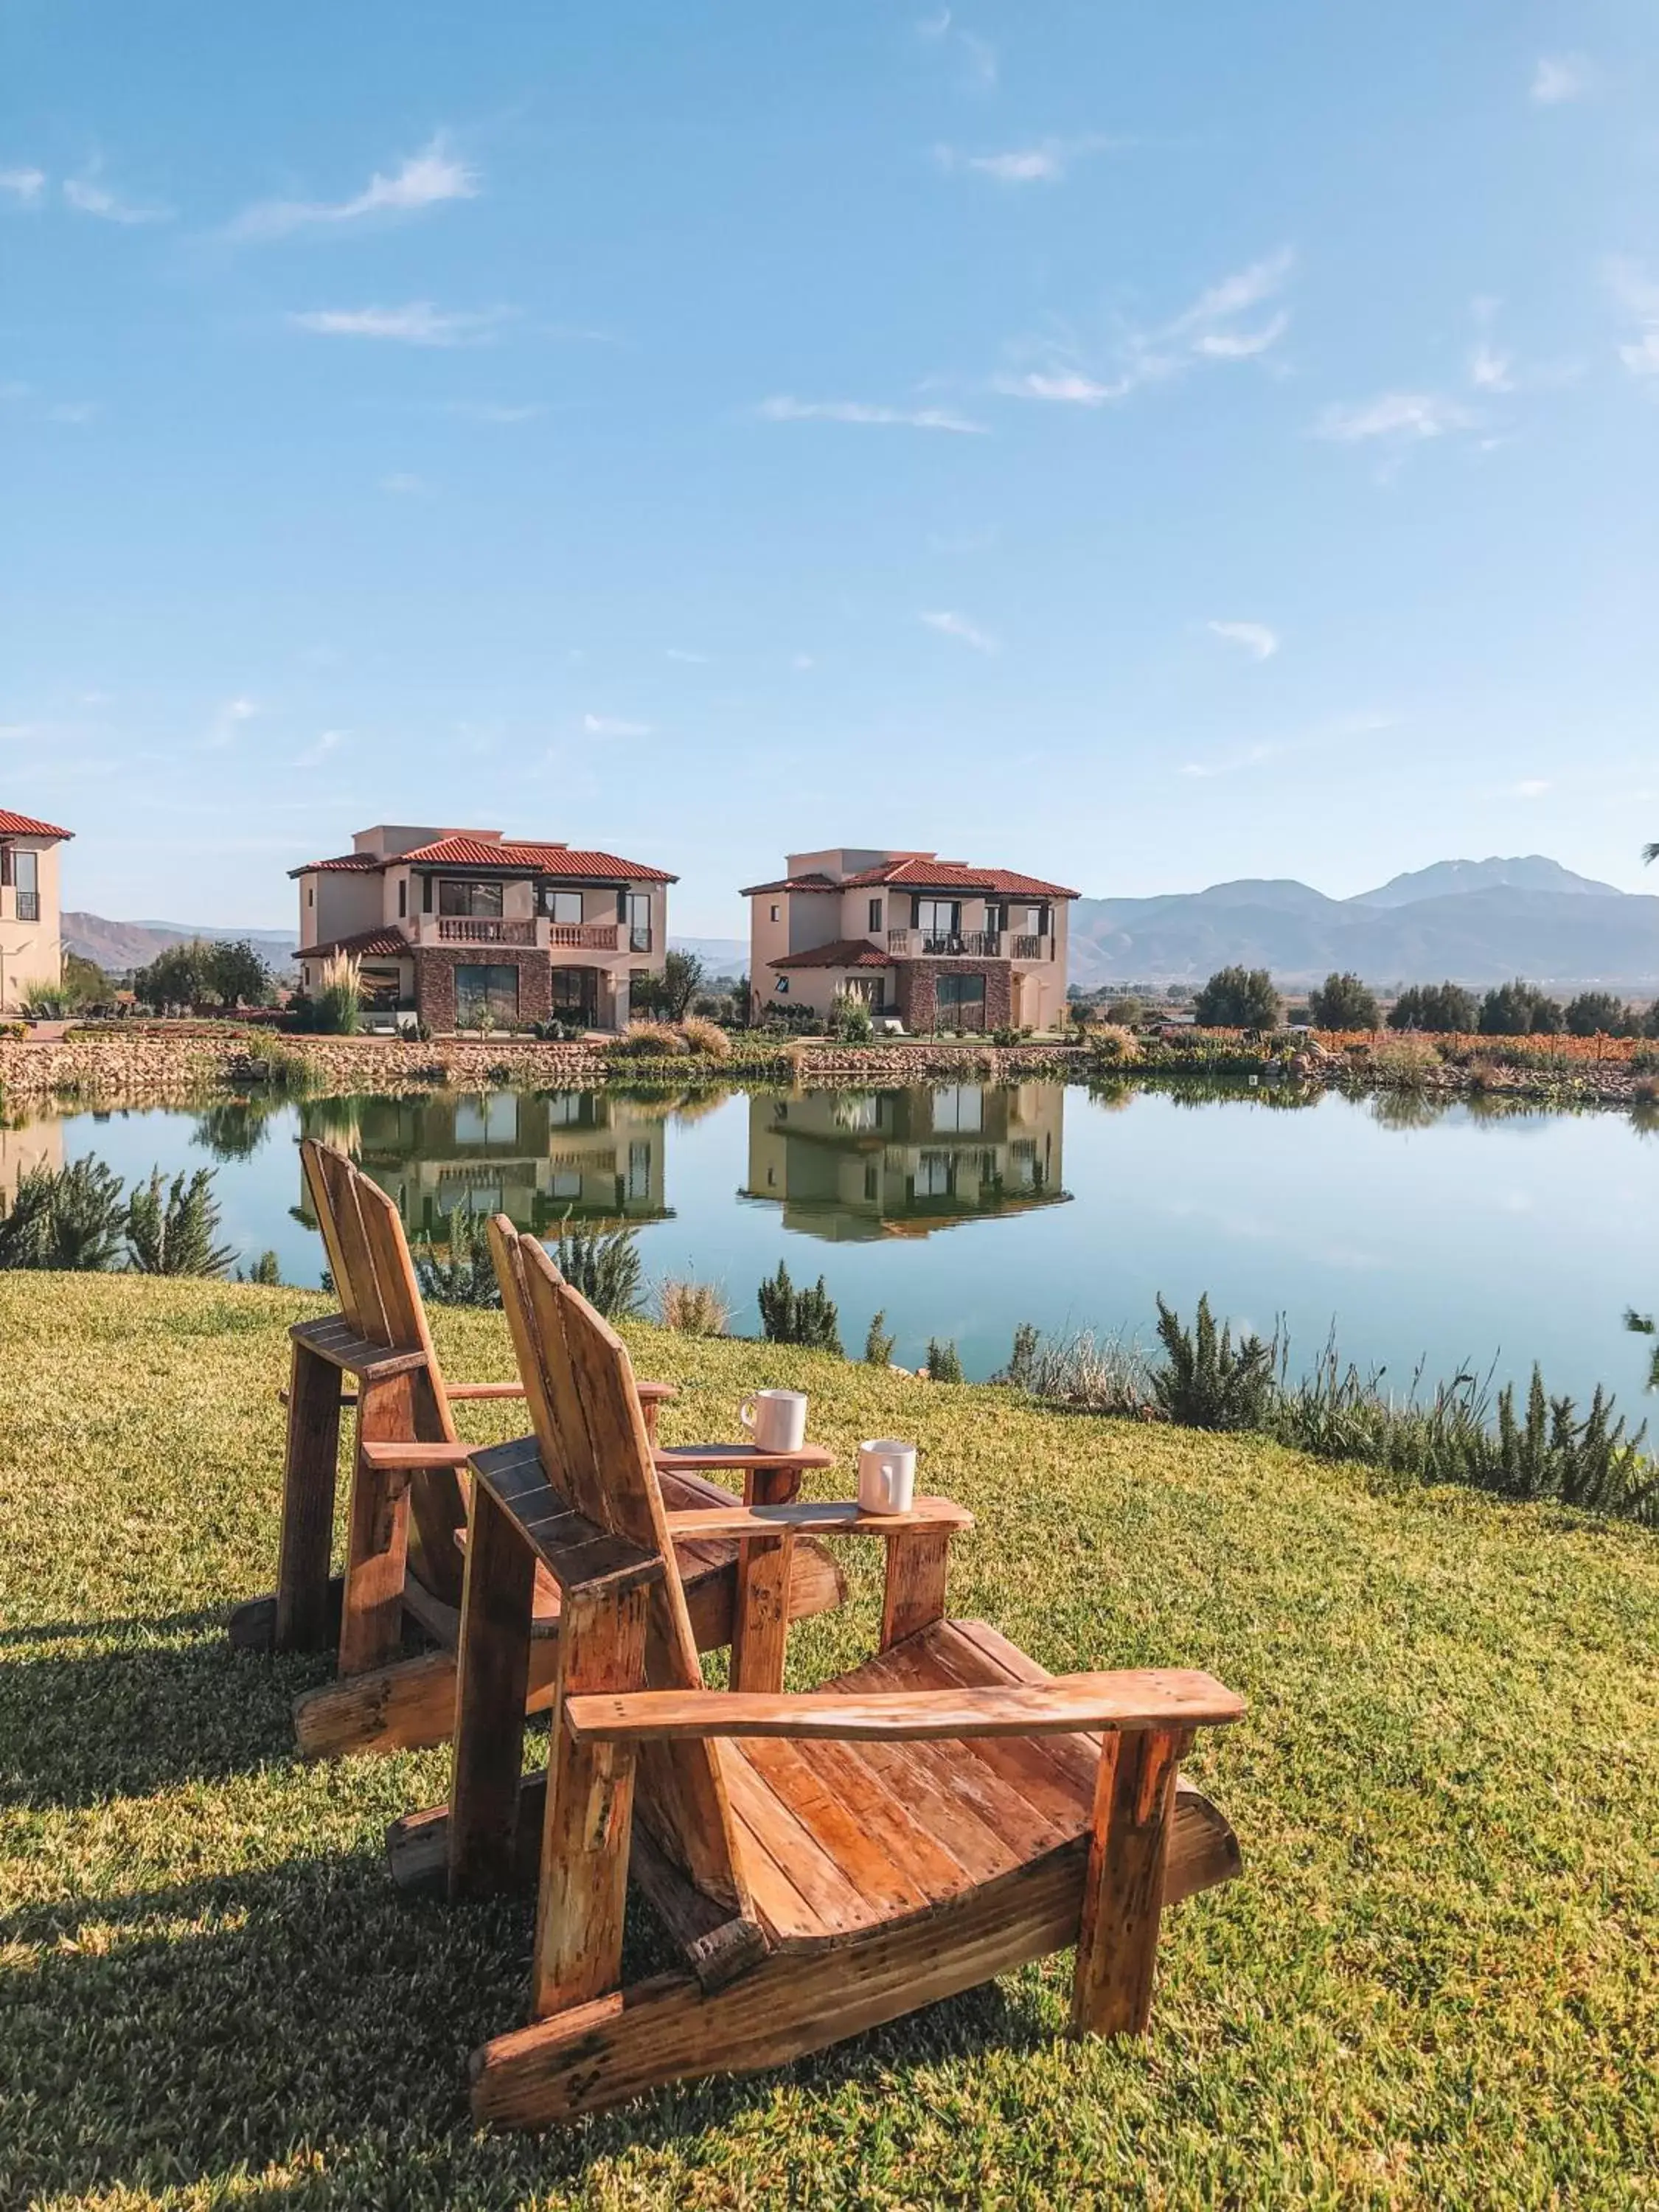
[488,1214,748,1915]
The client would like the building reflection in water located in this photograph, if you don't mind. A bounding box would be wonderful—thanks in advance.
[741,1082,1068,1241]
[296,1089,672,1238]
[0,1113,64,1211]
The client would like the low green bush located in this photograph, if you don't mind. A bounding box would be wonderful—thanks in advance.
[757,1260,842,1354]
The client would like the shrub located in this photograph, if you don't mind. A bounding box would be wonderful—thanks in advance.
[657,1276,729,1335]
[1371,1034,1441,1085]
[1088,1023,1140,1067]
[1150,1293,1275,1430]
[830,992,874,1045]
[997,1322,1155,1415]
[612,1020,688,1058]
[678,1015,733,1060]
[1193,966,1281,1029]
[1388,982,1478,1034]
[20,978,72,1018]
[126,1167,237,1277]
[863,1308,897,1365]
[554,1217,645,1319]
[1309,971,1380,1030]
[0,1158,128,1270]
[315,951,362,1036]
[413,1202,501,1307]
[1478,978,1563,1037]
[757,1260,843,1353]
[1105,997,1143,1026]
[925,1338,964,1383]
[1564,991,1635,1038]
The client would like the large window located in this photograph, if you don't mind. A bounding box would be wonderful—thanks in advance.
[439,879,504,917]
[915,898,960,936]
[868,897,883,932]
[540,888,583,925]
[454,963,520,1027]
[627,892,652,952]
[13,849,38,922]
[935,973,987,1032]
[931,1083,984,1133]
[550,967,598,1023]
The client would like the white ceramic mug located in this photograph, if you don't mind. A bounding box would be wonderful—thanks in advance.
[740,1388,808,1453]
[858,1439,917,1514]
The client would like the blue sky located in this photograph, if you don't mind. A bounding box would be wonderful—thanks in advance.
[3,2,1657,933]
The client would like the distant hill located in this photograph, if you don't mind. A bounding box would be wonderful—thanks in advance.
[1069,858,1659,992]
[1351,855,1623,908]
[64,914,299,975]
[670,935,748,976]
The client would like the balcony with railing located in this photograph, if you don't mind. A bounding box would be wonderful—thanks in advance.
[883,926,1054,962]
[403,916,627,953]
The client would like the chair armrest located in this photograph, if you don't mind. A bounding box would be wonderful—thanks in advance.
[636,1382,676,1403]
[662,1495,970,1541]
[360,1439,476,1470]
[654,1444,835,1477]
[445,1381,526,1401]
[565,1670,1245,1745]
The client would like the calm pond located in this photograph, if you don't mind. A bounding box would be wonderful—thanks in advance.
[6,1079,1655,1407]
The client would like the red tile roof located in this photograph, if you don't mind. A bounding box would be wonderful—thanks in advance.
[291,838,675,881]
[838,857,1078,897]
[770,937,896,970]
[289,852,380,876]
[394,834,675,880]
[740,871,841,896]
[0,809,72,840]
[300,927,411,962]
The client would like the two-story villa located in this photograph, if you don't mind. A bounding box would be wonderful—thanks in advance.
[292,824,675,1033]
[743,847,1077,1034]
[0,807,72,1014]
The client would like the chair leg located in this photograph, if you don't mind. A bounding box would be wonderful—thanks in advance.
[338,1374,414,1676]
[880,1527,951,1650]
[448,1482,536,1899]
[730,1463,799,1694]
[1070,1725,1188,2039]
[272,1343,344,1652]
[532,1582,647,2017]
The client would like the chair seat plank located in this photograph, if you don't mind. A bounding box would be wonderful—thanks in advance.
[738,1739,942,1919]
[720,1746,872,1938]
[766,1735,981,1904]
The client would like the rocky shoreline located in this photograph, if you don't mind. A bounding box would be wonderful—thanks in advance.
[0,1026,1649,1112]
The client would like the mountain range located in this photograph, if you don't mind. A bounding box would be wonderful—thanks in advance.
[1068,856,1659,992]
[63,914,302,973]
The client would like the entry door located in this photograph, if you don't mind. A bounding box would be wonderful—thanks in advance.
[550,967,599,1025]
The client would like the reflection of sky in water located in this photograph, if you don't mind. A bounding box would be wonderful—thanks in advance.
[49,1084,1658,1402]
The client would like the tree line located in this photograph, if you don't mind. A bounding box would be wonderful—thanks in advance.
[1189,966,1659,1037]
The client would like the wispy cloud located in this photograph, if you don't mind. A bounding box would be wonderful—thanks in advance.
[1468,341,1514,392]
[916,10,997,91]
[227,134,478,241]
[1531,54,1593,105]
[0,167,46,205]
[582,712,652,738]
[204,697,258,750]
[290,302,509,347]
[379,471,429,495]
[1509,778,1551,799]
[46,401,100,425]
[1180,709,1391,780]
[920,609,998,653]
[294,729,346,768]
[1607,258,1659,381]
[759,394,988,434]
[666,648,709,664]
[995,247,1294,408]
[63,169,170,224]
[934,135,1115,184]
[1313,392,1475,443]
[1208,620,1279,661]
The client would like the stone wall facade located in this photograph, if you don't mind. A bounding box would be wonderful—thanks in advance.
[411,948,554,1034]
[894,958,1013,1034]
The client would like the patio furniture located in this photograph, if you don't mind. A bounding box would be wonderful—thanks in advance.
[229,1139,844,1759]
[389,1215,1245,2128]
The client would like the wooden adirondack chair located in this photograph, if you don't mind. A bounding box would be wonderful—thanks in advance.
[229,1139,846,1761]
[389,1216,1245,2129]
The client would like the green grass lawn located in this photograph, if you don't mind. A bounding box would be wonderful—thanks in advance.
[2,1276,1657,2209]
